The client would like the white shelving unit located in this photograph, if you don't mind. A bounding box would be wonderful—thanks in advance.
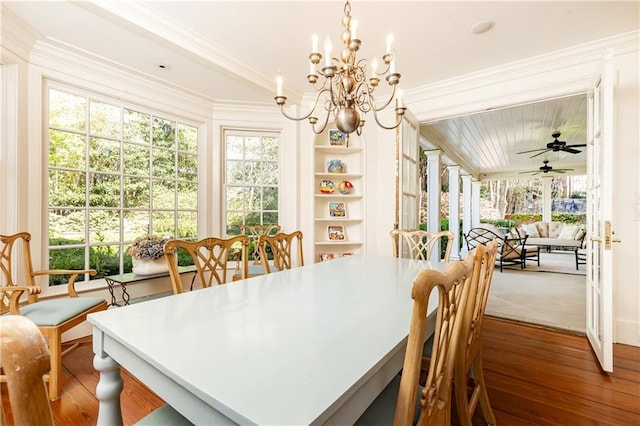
[313,130,365,262]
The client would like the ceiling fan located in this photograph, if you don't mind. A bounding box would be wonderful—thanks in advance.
[519,160,574,176]
[517,131,587,158]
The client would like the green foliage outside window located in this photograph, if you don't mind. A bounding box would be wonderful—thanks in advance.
[47,87,199,284]
[225,132,280,239]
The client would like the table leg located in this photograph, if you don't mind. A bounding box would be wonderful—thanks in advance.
[94,352,124,426]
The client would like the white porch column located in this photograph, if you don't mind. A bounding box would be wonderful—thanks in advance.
[460,173,472,259]
[542,176,552,223]
[426,151,442,262]
[471,179,481,226]
[447,165,461,261]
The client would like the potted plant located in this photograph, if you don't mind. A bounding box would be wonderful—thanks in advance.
[127,235,171,275]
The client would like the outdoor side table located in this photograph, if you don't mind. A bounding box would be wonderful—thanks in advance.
[104,265,196,307]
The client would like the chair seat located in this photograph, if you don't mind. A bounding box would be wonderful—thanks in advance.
[233,264,266,277]
[5,297,105,326]
[135,404,192,425]
[355,375,423,425]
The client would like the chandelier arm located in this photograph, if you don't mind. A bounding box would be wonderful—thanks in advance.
[371,84,398,112]
[277,89,330,121]
[371,108,404,130]
[311,105,333,135]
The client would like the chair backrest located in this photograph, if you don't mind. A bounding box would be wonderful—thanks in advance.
[393,256,474,425]
[452,240,499,425]
[390,229,454,262]
[257,231,304,273]
[164,235,249,293]
[240,224,281,265]
[465,227,526,260]
[460,240,499,366]
[0,315,54,426]
[1,232,38,300]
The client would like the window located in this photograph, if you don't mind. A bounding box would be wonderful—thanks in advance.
[47,86,199,284]
[224,130,279,235]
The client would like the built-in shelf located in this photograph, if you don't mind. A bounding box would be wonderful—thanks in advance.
[313,128,365,263]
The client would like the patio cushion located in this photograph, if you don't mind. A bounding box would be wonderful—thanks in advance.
[521,223,540,238]
[548,221,563,238]
[534,221,549,238]
[558,224,580,240]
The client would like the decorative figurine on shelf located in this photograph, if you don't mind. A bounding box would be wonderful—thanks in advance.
[327,159,346,173]
[338,180,354,194]
[320,179,335,194]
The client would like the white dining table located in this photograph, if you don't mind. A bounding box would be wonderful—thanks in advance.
[89,255,446,425]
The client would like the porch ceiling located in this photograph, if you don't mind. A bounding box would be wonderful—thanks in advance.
[422,93,588,180]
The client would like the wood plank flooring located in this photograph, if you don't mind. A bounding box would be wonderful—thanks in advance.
[2,317,639,425]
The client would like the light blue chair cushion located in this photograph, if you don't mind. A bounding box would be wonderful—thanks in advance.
[233,264,266,277]
[135,404,193,425]
[355,376,424,425]
[10,297,105,326]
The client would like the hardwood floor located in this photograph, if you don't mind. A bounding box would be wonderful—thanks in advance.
[2,317,639,425]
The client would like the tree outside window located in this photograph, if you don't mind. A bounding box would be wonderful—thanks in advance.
[224,131,280,236]
[47,86,199,284]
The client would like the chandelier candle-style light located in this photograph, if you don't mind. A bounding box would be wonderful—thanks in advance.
[274,0,406,136]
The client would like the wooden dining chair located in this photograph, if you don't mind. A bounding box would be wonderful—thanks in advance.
[257,231,304,273]
[0,232,107,400]
[232,224,281,281]
[453,239,499,426]
[0,315,54,426]
[391,229,454,262]
[163,235,249,293]
[355,255,475,425]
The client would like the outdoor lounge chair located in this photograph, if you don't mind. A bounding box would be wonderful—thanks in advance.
[465,226,539,272]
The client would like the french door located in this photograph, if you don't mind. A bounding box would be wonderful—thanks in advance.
[585,51,615,373]
[396,113,420,232]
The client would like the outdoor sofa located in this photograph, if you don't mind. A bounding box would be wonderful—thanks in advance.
[517,221,586,251]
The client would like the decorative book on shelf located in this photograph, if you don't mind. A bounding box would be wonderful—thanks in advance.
[329,129,348,147]
[327,225,345,241]
[328,201,347,218]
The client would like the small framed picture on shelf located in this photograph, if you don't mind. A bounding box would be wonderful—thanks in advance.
[328,201,347,218]
[327,225,346,241]
[320,253,335,262]
[329,129,348,146]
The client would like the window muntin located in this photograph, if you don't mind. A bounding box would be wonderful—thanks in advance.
[224,131,280,236]
[47,86,199,284]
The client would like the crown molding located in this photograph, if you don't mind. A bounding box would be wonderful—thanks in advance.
[29,39,214,121]
[0,5,40,62]
[406,30,640,123]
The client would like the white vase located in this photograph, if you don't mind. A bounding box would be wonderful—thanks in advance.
[132,257,169,275]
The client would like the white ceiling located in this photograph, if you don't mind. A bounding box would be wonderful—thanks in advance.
[3,1,639,177]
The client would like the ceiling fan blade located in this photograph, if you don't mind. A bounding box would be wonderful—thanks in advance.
[529,150,548,158]
[516,148,548,154]
[518,170,535,174]
[565,144,587,148]
[561,147,582,154]
[555,168,575,172]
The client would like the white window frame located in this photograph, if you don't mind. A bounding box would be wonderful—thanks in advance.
[222,128,282,236]
[45,82,201,286]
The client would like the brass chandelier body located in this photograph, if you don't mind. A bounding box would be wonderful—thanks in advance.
[274,1,406,136]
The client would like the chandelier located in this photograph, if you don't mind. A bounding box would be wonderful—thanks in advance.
[274,0,406,136]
